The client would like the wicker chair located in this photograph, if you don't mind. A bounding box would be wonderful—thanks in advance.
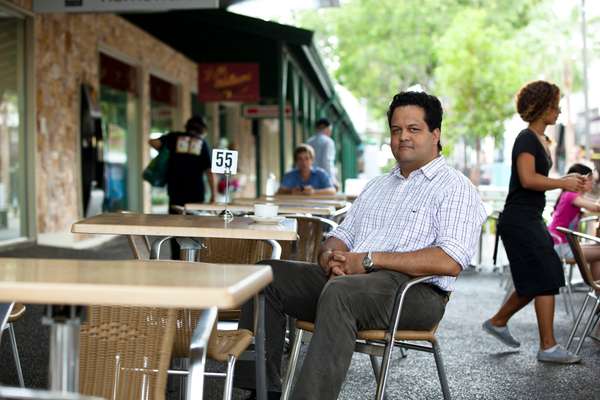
[125,220,282,400]
[280,215,338,263]
[282,276,451,400]
[558,227,600,355]
[79,306,176,400]
[171,237,280,400]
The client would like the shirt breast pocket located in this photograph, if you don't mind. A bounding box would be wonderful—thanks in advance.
[395,208,434,247]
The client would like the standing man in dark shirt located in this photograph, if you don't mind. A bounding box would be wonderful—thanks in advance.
[149,115,215,211]
[149,116,215,259]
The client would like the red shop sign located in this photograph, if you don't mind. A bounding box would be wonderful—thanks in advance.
[198,63,260,102]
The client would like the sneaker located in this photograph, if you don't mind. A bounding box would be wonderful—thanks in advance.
[537,345,581,364]
[482,319,521,348]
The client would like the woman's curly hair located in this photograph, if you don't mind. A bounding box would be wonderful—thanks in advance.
[515,80,560,123]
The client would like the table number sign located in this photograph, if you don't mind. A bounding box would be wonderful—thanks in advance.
[211,149,238,175]
[211,149,238,222]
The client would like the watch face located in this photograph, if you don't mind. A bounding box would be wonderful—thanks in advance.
[362,254,373,268]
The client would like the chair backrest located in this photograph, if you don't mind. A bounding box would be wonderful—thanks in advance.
[172,238,280,358]
[79,306,176,400]
[560,227,600,291]
[281,216,338,263]
[198,238,277,264]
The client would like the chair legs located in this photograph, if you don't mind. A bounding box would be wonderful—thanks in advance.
[566,291,600,355]
[368,354,389,400]
[281,328,303,400]
[282,328,451,400]
[8,323,24,388]
[223,355,237,400]
[431,340,451,400]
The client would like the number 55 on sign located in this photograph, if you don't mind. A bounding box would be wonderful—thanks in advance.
[211,149,238,174]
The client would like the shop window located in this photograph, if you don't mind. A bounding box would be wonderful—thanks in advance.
[0,16,25,242]
[99,53,139,212]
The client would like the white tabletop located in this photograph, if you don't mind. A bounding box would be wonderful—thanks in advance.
[71,213,297,241]
[184,203,335,216]
[0,258,272,309]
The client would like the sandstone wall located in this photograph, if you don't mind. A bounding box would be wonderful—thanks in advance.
[35,13,197,232]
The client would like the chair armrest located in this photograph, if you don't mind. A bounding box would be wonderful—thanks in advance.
[386,276,441,341]
[150,236,175,259]
[557,227,600,245]
[0,303,15,339]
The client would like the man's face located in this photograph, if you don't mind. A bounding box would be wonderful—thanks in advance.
[317,124,331,135]
[389,105,440,172]
[296,151,313,172]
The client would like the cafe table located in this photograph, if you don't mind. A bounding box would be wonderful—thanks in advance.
[184,202,336,216]
[237,196,350,209]
[71,212,297,400]
[0,258,272,399]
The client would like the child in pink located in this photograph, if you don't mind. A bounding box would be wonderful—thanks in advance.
[548,164,600,285]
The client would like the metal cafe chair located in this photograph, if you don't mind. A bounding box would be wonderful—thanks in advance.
[558,227,600,355]
[169,237,281,400]
[0,302,25,388]
[282,275,451,400]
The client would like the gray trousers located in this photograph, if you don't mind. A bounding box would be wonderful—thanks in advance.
[235,259,448,400]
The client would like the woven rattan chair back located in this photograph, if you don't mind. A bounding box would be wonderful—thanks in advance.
[79,306,176,400]
[172,238,275,358]
[280,216,337,263]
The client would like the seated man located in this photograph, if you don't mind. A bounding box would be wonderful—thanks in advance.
[236,91,487,400]
[277,144,336,196]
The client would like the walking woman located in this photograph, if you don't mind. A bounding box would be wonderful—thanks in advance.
[483,80,585,364]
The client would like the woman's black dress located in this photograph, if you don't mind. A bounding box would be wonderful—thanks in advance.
[499,129,565,296]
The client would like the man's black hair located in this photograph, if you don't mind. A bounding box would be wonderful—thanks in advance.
[185,115,207,133]
[315,118,331,129]
[387,91,443,152]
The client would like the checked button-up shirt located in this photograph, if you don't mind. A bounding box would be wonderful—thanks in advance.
[329,156,487,292]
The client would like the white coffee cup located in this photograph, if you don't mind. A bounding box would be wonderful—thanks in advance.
[254,203,279,218]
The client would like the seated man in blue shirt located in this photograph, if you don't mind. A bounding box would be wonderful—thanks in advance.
[277,144,336,195]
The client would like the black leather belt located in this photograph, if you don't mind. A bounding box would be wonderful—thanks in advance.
[428,283,450,300]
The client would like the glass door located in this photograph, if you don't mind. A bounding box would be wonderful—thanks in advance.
[99,53,139,212]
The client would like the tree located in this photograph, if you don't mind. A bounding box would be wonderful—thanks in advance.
[296,0,543,123]
[434,9,528,182]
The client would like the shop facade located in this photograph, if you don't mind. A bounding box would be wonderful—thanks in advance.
[0,1,361,247]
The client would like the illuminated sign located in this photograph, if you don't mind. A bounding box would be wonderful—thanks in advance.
[198,63,260,102]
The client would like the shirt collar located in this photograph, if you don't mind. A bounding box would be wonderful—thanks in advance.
[391,156,446,180]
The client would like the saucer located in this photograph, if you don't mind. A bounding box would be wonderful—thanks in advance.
[249,215,286,225]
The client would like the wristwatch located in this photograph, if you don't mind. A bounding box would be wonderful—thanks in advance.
[362,251,376,273]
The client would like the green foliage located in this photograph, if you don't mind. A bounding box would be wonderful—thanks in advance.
[297,0,467,119]
[434,9,527,145]
[294,0,590,158]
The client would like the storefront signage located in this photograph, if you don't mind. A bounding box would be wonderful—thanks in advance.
[33,0,218,13]
[242,104,292,119]
[198,63,260,102]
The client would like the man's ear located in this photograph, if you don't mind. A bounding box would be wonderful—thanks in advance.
[432,128,441,147]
